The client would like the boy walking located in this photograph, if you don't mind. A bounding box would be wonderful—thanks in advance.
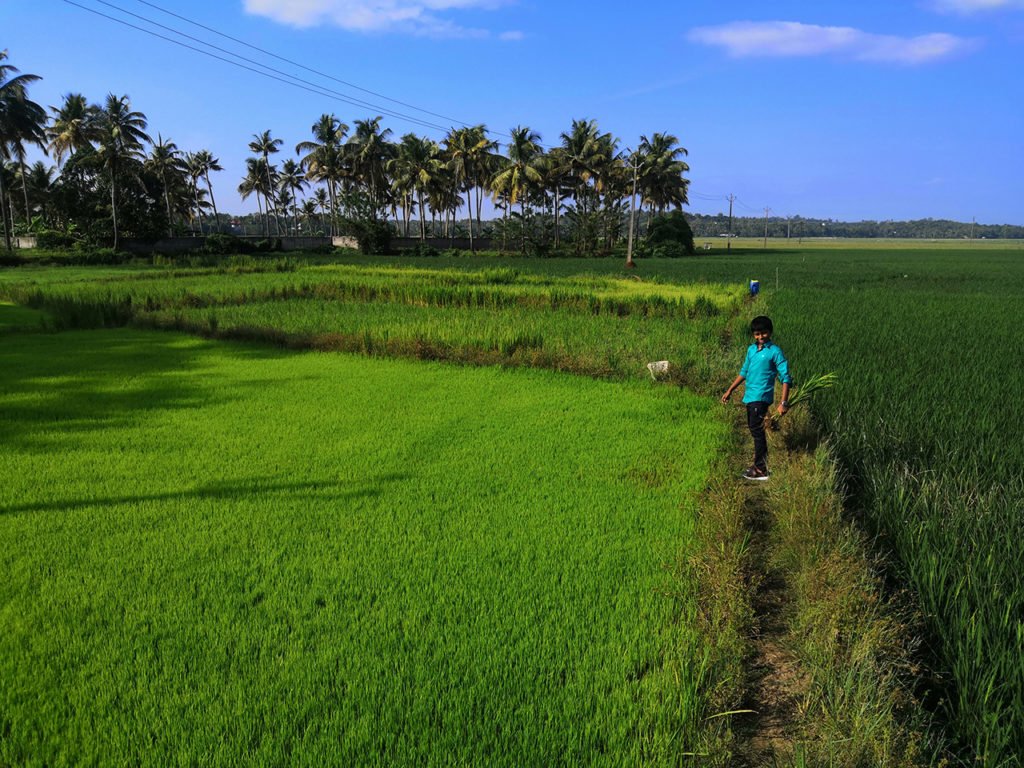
[721,316,792,481]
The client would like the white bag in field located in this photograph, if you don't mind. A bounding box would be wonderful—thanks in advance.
[646,360,670,381]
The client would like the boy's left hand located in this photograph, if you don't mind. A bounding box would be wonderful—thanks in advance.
[776,404,788,417]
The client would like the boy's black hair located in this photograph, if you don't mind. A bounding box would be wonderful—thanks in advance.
[751,315,773,334]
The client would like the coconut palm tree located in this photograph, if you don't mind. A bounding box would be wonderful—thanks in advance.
[312,186,329,234]
[300,198,319,235]
[23,160,53,225]
[388,133,416,236]
[183,151,208,234]
[6,132,45,225]
[490,126,544,252]
[146,135,186,236]
[46,93,99,167]
[426,165,461,240]
[238,156,273,236]
[297,114,348,236]
[191,150,223,233]
[95,93,150,250]
[443,125,496,251]
[389,133,442,240]
[277,187,294,234]
[559,119,604,215]
[347,116,394,218]
[539,147,570,248]
[558,119,614,253]
[278,158,306,234]
[249,130,283,234]
[637,132,689,229]
[0,50,47,248]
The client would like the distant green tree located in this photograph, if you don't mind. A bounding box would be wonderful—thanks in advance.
[297,114,349,236]
[95,93,151,249]
[389,133,443,240]
[490,126,544,252]
[347,116,394,219]
[146,135,186,237]
[278,158,306,235]
[0,50,46,248]
[645,211,695,256]
[249,130,283,234]
[192,150,223,232]
[637,132,689,233]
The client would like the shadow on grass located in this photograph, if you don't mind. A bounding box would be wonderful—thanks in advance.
[0,302,48,332]
[1,473,410,515]
[0,328,294,453]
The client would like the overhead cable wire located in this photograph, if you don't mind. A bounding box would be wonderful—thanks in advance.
[130,0,479,132]
[63,0,455,135]
[96,0,535,147]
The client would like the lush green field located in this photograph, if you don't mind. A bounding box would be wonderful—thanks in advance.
[0,328,730,766]
[4,241,1023,764]
[772,267,1024,765]
[1,263,743,388]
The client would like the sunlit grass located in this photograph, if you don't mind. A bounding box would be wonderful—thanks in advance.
[0,328,729,766]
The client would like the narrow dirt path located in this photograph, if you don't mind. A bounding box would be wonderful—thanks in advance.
[732,485,808,766]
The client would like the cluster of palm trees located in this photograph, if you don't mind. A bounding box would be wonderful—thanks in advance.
[2,49,692,254]
[2,52,226,249]
[282,115,691,253]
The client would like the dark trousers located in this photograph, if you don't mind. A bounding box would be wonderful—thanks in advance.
[746,402,770,471]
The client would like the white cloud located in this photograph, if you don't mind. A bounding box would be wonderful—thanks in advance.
[688,21,978,64]
[498,30,524,41]
[243,0,506,37]
[929,0,1024,13]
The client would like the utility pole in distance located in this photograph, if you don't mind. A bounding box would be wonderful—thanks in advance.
[727,193,735,251]
[763,207,771,249]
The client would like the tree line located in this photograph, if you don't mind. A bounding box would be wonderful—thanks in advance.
[0,50,692,255]
[687,214,1023,241]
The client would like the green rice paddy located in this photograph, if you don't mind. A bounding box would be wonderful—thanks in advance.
[0,327,727,766]
[4,239,1024,764]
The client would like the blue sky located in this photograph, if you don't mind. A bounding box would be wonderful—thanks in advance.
[4,0,1023,223]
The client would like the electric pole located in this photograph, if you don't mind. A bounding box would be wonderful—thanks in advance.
[727,193,735,251]
[971,216,976,240]
[763,207,771,249]
[626,149,638,268]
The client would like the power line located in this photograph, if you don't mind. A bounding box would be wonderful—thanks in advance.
[129,0,478,132]
[90,0,454,132]
[62,0,455,136]
[62,0,696,161]
[69,0,540,148]
[733,197,760,213]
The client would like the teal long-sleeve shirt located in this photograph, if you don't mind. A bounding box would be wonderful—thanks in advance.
[738,341,792,404]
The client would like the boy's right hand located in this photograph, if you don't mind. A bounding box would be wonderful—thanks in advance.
[720,391,731,403]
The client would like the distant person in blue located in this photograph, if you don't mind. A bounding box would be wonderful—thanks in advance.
[720,316,793,481]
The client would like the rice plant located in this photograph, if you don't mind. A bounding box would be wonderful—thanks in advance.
[0,328,731,766]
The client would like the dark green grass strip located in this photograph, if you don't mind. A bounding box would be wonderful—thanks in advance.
[0,301,47,331]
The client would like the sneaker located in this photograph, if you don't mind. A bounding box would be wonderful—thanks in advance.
[741,466,770,481]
